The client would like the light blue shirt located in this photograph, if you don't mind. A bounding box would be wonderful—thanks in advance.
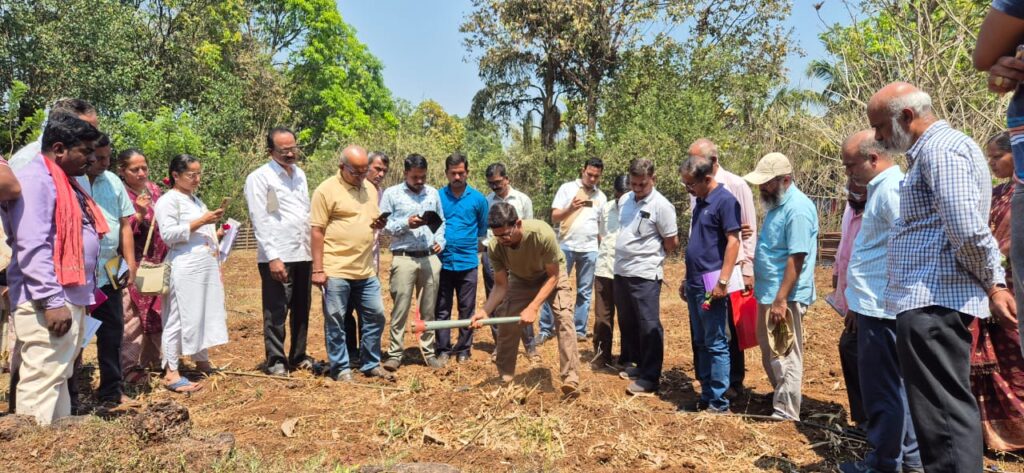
[845,166,904,319]
[77,171,134,287]
[753,185,818,305]
[380,182,446,253]
[884,121,1004,319]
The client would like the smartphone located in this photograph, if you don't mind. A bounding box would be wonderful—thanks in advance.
[582,200,594,207]
[378,212,392,220]
[219,197,231,210]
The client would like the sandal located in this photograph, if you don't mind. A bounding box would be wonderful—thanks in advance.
[164,377,203,394]
[194,362,218,376]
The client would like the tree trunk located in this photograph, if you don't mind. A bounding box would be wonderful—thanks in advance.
[541,56,558,151]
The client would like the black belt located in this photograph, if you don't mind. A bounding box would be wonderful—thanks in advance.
[392,249,432,258]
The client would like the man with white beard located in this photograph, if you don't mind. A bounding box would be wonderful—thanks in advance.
[867,82,1016,472]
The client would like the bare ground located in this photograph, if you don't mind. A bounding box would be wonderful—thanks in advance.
[1,249,1022,472]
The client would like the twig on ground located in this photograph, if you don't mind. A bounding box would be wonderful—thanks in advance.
[216,370,407,392]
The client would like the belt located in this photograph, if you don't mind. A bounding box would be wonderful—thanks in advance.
[392,249,432,258]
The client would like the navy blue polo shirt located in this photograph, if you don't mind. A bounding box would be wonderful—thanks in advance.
[686,185,742,289]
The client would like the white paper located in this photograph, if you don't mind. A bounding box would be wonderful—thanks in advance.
[218,218,241,264]
[117,259,130,279]
[701,266,745,294]
[81,315,102,349]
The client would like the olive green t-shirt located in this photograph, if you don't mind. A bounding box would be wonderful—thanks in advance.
[487,219,565,282]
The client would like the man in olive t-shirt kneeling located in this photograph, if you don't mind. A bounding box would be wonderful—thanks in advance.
[470,203,581,396]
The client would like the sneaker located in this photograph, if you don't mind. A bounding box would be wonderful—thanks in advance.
[590,359,615,373]
[838,461,881,473]
[456,352,470,363]
[500,373,514,383]
[560,381,580,398]
[536,333,553,345]
[677,400,710,413]
[265,362,287,377]
[382,358,401,372]
[626,379,658,396]
[437,353,450,366]
[425,356,445,369]
[293,357,315,372]
[332,370,354,382]
[576,334,588,343]
[364,366,397,382]
[619,366,640,380]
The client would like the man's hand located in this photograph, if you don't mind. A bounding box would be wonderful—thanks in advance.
[432,243,442,254]
[519,305,539,325]
[769,298,788,325]
[125,264,138,287]
[677,281,685,300]
[743,275,754,292]
[843,311,857,333]
[312,271,327,287]
[269,259,288,283]
[990,289,1018,332]
[408,215,425,229]
[44,306,72,336]
[470,309,489,329]
[988,55,1024,94]
[710,282,728,300]
[569,195,587,211]
[199,208,224,226]
[371,214,388,230]
[740,223,753,240]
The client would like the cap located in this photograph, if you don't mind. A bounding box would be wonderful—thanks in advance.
[743,152,793,185]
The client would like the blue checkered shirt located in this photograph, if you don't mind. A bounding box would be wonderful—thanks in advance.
[884,121,1005,319]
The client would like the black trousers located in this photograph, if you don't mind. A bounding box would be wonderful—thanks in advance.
[592,276,616,363]
[896,306,981,473]
[614,276,663,385]
[727,308,745,390]
[258,261,312,367]
[69,283,124,404]
[436,267,478,356]
[482,251,535,351]
[839,324,866,424]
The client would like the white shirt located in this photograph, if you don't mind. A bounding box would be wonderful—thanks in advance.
[551,179,606,252]
[595,198,621,279]
[485,187,533,244]
[614,189,678,280]
[9,139,41,172]
[243,160,312,263]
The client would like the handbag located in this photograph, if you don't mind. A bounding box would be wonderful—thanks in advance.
[134,215,170,296]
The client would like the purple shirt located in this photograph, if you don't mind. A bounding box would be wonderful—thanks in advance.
[2,155,99,309]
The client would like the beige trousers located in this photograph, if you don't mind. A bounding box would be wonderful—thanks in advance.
[12,301,85,425]
[387,254,440,361]
[756,301,807,421]
[495,273,579,385]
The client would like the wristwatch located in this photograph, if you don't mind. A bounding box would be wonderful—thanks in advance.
[717,278,729,287]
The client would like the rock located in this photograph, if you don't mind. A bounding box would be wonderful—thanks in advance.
[360,463,461,473]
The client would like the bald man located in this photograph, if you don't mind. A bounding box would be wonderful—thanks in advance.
[686,138,757,398]
[311,145,394,383]
[868,83,1014,472]
[839,130,921,473]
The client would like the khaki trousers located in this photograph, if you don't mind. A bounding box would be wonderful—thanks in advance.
[756,301,806,420]
[495,273,579,385]
[12,301,85,425]
[387,255,440,361]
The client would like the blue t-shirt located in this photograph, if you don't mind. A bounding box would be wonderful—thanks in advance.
[993,0,1024,18]
[996,0,1024,180]
[438,184,488,271]
[753,185,819,305]
[685,185,741,290]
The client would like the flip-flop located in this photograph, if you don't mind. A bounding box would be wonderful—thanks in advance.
[164,377,202,394]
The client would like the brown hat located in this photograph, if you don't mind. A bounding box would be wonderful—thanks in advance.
[767,307,796,357]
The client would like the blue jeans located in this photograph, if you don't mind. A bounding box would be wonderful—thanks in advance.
[686,287,730,411]
[322,277,385,376]
[859,313,922,472]
[540,249,597,337]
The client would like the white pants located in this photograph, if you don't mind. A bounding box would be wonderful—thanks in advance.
[12,301,85,425]
[161,306,208,372]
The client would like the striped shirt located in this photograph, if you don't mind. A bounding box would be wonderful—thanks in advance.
[884,121,1005,319]
[845,165,903,319]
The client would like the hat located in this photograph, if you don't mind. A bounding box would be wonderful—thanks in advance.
[767,307,796,357]
[743,152,793,185]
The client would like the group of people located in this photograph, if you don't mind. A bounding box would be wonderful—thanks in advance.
[3,4,1024,471]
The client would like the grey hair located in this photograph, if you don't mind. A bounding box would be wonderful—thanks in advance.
[857,137,892,160]
[887,90,933,118]
[679,155,715,180]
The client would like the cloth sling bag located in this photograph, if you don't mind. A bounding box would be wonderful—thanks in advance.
[134,213,170,296]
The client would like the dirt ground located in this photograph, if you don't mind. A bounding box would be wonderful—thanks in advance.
[2,249,1023,472]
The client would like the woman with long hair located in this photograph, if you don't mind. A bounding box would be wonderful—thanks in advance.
[153,154,228,393]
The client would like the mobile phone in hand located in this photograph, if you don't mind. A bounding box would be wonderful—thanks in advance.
[219,197,232,210]
[582,200,594,207]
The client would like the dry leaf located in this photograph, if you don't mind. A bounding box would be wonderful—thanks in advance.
[281,417,299,438]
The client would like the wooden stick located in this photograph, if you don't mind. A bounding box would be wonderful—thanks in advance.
[216,370,407,392]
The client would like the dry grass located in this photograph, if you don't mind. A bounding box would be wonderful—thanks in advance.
[1,249,1023,472]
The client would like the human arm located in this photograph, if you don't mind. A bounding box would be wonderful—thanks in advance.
[518,262,561,325]
[244,172,288,281]
[550,184,584,223]
[0,162,21,200]
[311,226,326,287]
[433,194,446,254]
[119,217,137,286]
[711,231,741,299]
[974,6,1024,92]
[471,267,509,328]
[736,181,757,282]
[769,253,806,324]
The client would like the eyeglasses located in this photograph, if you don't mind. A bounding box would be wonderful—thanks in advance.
[486,179,506,188]
[343,164,369,177]
[273,146,302,155]
[182,171,202,180]
[492,228,515,240]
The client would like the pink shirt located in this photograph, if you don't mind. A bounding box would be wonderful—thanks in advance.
[833,204,863,315]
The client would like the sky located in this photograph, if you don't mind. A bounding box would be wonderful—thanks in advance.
[339,0,861,117]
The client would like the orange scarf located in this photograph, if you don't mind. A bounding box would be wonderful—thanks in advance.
[42,156,109,286]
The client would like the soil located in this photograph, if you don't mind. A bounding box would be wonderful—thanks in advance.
[1,249,1022,472]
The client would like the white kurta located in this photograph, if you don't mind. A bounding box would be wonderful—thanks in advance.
[154,189,228,357]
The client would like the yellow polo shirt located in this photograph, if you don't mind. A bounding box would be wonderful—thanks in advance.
[310,172,379,279]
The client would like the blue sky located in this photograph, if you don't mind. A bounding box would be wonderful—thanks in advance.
[339,0,859,117]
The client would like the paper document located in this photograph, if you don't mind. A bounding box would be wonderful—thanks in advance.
[701,267,745,294]
[81,315,102,349]
[218,218,241,264]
